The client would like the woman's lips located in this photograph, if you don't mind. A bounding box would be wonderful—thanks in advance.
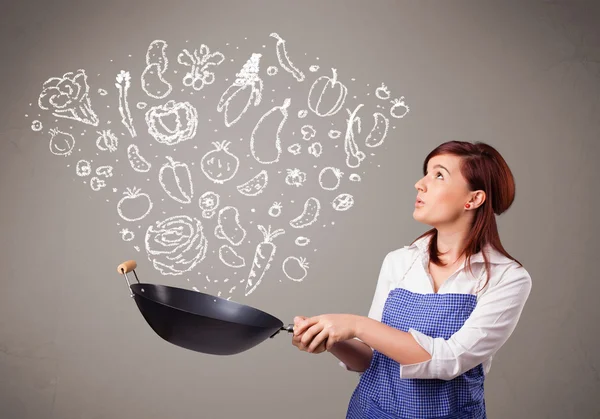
[415,198,425,207]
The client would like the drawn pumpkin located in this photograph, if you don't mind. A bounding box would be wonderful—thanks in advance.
[307,68,348,117]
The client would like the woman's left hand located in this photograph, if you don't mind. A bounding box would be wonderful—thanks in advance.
[293,314,359,352]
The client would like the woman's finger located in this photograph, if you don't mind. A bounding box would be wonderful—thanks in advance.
[294,316,319,336]
[300,323,323,347]
[308,329,329,353]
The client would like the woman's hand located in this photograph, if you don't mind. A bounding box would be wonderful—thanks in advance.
[293,314,359,353]
[292,316,327,354]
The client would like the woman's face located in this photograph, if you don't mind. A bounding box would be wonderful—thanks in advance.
[413,154,476,227]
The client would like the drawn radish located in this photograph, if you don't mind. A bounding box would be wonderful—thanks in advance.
[289,197,320,228]
[268,202,283,217]
[282,256,309,282]
[245,225,286,296]
[250,98,291,164]
[117,187,153,222]
[390,97,410,118]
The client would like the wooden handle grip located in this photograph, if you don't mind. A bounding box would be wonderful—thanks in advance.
[117,260,137,274]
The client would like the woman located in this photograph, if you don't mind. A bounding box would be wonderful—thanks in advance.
[292,141,533,418]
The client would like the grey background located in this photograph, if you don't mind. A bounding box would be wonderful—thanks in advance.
[1,1,599,418]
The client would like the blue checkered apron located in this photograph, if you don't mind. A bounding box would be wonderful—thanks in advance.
[346,254,487,419]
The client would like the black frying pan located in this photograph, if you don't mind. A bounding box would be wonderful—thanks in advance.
[117,260,294,355]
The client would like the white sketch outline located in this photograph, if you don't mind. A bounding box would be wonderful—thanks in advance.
[250,98,291,164]
[307,68,347,117]
[285,168,307,187]
[200,140,240,184]
[115,70,137,138]
[145,100,198,145]
[38,69,99,126]
[120,228,135,242]
[76,160,92,177]
[90,177,106,192]
[236,169,268,196]
[141,40,172,99]
[48,128,75,156]
[332,193,354,211]
[178,44,225,91]
[268,202,282,217]
[218,244,246,268]
[318,166,343,190]
[117,187,153,222]
[198,191,220,219]
[31,120,43,131]
[375,83,391,100]
[245,224,286,296]
[159,156,194,204]
[282,256,309,282]
[308,142,322,158]
[95,165,113,178]
[295,236,310,246]
[300,125,316,141]
[127,144,151,172]
[96,129,118,153]
[289,197,320,228]
[364,112,389,148]
[344,104,366,168]
[217,53,263,127]
[270,33,305,82]
[390,96,410,118]
[214,206,246,246]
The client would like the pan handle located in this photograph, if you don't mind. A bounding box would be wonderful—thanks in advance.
[269,324,294,338]
[117,260,140,297]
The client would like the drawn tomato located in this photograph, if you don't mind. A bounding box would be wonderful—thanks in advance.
[117,187,153,222]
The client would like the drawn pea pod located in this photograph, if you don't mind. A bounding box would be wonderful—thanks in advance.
[159,156,194,204]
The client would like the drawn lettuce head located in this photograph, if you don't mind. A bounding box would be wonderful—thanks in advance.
[144,215,208,275]
[38,69,99,126]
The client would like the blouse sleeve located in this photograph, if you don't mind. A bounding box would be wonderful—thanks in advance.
[338,251,395,372]
[399,263,533,380]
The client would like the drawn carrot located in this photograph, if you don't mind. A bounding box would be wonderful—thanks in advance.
[244,224,285,296]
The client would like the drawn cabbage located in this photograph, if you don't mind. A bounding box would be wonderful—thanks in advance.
[145,215,208,275]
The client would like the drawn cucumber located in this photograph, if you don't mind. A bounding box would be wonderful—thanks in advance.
[127,144,151,173]
[289,197,321,228]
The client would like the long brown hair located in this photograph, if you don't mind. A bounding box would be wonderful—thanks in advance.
[411,140,522,291]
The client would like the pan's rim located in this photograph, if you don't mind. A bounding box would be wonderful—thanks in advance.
[129,283,285,330]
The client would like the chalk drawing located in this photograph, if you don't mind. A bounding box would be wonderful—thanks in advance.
[236,169,268,196]
[178,44,225,91]
[95,165,113,178]
[390,97,409,118]
[145,100,198,145]
[76,160,92,177]
[38,69,99,126]
[250,98,291,164]
[309,65,319,72]
[344,104,366,168]
[96,129,118,153]
[198,191,220,219]
[287,143,301,155]
[307,142,322,158]
[267,66,278,76]
[297,110,308,118]
[295,236,310,246]
[282,256,309,282]
[319,166,343,190]
[48,129,75,156]
[136,102,147,110]
[300,125,316,141]
[159,156,194,204]
[289,197,320,228]
[141,40,172,99]
[270,33,305,82]
[219,244,246,268]
[115,70,137,137]
[364,112,389,148]
[98,89,108,96]
[90,177,106,191]
[332,193,354,211]
[375,83,391,100]
[200,141,240,184]
[245,224,286,296]
[268,202,282,217]
[31,120,43,131]
[307,68,347,117]
[217,53,263,127]
[328,129,341,139]
[214,206,246,246]
[285,168,307,187]
[127,144,151,172]
[117,187,153,222]
[120,228,135,241]
[349,173,361,182]
[145,215,208,275]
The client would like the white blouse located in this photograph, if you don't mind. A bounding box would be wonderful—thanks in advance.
[339,234,533,381]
